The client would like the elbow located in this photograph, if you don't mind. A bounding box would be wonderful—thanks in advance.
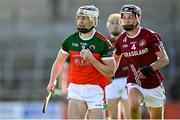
[164,56,169,67]
[109,72,114,78]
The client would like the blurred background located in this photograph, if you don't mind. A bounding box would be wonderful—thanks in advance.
[0,0,180,119]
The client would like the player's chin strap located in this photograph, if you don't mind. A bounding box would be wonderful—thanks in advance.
[77,26,94,33]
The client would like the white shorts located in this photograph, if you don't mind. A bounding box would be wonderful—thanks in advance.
[67,83,104,110]
[105,77,128,99]
[126,83,166,107]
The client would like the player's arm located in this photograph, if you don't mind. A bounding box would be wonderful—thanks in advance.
[114,38,123,72]
[93,57,115,77]
[138,34,169,78]
[80,49,115,77]
[150,46,169,71]
[47,49,68,93]
[114,52,123,72]
[137,49,169,79]
[137,48,169,80]
[58,61,69,95]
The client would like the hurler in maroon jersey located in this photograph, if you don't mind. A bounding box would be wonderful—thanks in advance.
[114,4,169,119]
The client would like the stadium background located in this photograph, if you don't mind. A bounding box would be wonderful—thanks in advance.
[0,0,179,119]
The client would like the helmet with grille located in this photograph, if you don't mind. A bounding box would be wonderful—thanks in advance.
[119,4,141,17]
[76,5,99,27]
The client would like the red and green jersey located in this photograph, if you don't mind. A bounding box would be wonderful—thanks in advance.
[61,30,113,87]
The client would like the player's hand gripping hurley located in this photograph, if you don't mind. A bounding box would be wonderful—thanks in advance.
[42,80,57,113]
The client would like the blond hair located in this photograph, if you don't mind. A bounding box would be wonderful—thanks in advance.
[106,13,121,28]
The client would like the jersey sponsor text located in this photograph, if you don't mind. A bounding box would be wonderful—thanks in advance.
[123,48,148,57]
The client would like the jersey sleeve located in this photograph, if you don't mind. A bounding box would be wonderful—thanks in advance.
[66,55,70,63]
[101,43,113,60]
[61,36,70,53]
[150,33,165,53]
[115,38,122,55]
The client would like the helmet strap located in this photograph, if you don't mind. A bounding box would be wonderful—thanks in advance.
[77,26,94,33]
[122,25,134,31]
[136,15,140,24]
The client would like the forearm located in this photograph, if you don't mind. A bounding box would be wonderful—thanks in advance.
[139,53,169,77]
[150,56,169,71]
[114,54,122,71]
[89,58,115,77]
[49,50,68,84]
[60,63,69,88]
[80,49,115,77]
[49,61,64,84]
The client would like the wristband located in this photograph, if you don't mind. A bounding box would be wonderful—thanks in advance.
[139,65,153,76]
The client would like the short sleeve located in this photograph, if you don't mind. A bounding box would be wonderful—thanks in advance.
[61,36,70,53]
[101,43,113,60]
[150,33,164,53]
[66,55,70,63]
[115,38,122,55]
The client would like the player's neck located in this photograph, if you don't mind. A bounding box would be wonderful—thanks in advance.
[126,26,140,38]
[79,29,95,40]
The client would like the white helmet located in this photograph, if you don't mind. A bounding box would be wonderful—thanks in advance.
[76,5,99,27]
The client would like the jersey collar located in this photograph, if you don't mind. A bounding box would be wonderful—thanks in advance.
[126,26,142,39]
[79,28,96,41]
